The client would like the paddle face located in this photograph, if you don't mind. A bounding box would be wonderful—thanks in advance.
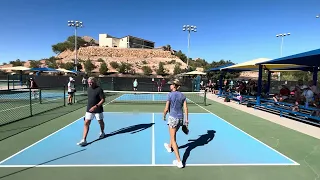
[182,125,189,135]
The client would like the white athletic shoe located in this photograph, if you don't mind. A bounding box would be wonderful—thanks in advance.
[77,139,87,146]
[164,143,173,153]
[173,160,184,168]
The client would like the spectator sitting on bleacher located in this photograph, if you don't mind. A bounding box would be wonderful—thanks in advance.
[235,88,243,102]
[301,85,314,105]
[246,79,254,95]
[238,81,246,95]
[308,80,319,99]
[206,80,214,94]
[293,80,304,102]
[273,84,290,103]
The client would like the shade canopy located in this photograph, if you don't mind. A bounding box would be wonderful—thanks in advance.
[0,66,31,71]
[184,70,206,75]
[206,63,234,72]
[256,48,320,67]
[30,67,60,72]
[56,68,75,73]
[221,58,309,71]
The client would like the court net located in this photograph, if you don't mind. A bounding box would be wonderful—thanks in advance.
[100,90,207,105]
[0,87,66,126]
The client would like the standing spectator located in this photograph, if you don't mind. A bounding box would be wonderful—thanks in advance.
[133,79,138,91]
[29,78,39,99]
[82,76,88,92]
[68,77,76,105]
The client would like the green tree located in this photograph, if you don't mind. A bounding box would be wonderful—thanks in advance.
[9,59,24,66]
[84,59,96,73]
[117,62,132,73]
[142,66,152,75]
[97,58,104,62]
[174,50,187,63]
[59,62,74,70]
[173,63,182,75]
[110,61,119,69]
[52,36,87,54]
[29,60,41,68]
[156,62,165,75]
[206,60,240,80]
[45,56,59,69]
[99,62,108,75]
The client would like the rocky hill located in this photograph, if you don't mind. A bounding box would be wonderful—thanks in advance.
[55,46,187,74]
[0,46,188,75]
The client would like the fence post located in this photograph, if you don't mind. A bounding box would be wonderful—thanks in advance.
[29,88,33,116]
[7,74,9,90]
[64,85,66,106]
[74,85,77,103]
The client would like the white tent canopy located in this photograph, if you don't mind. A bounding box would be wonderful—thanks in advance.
[0,66,31,71]
[56,68,75,73]
[184,70,206,75]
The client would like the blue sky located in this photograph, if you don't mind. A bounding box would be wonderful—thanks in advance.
[0,0,320,65]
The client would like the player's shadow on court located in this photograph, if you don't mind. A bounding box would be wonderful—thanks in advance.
[179,130,216,165]
[85,123,154,146]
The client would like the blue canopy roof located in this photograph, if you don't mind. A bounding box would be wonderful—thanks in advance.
[256,48,320,67]
[30,67,60,72]
[270,66,316,72]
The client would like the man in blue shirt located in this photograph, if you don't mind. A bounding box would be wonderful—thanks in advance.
[163,78,189,168]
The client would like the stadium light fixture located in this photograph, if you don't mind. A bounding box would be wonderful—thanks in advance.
[68,20,83,71]
[275,33,291,81]
[182,25,197,69]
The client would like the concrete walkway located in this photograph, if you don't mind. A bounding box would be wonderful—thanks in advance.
[206,93,320,140]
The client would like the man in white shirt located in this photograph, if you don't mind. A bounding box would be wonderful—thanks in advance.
[68,77,76,105]
[82,76,87,92]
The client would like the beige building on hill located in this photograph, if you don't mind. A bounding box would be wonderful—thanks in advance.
[99,34,155,49]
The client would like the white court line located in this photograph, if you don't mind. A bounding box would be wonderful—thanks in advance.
[187,99,300,166]
[151,113,155,165]
[0,163,298,168]
[102,112,209,114]
[0,96,122,165]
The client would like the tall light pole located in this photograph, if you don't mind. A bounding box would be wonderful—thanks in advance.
[276,33,290,81]
[68,20,83,71]
[276,33,290,57]
[182,25,197,70]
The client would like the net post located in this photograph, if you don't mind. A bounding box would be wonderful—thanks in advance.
[64,85,66,106]
[29,87,33,116]
[39,88,42,104]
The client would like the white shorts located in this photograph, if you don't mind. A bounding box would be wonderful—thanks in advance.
[85,112,104,121]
